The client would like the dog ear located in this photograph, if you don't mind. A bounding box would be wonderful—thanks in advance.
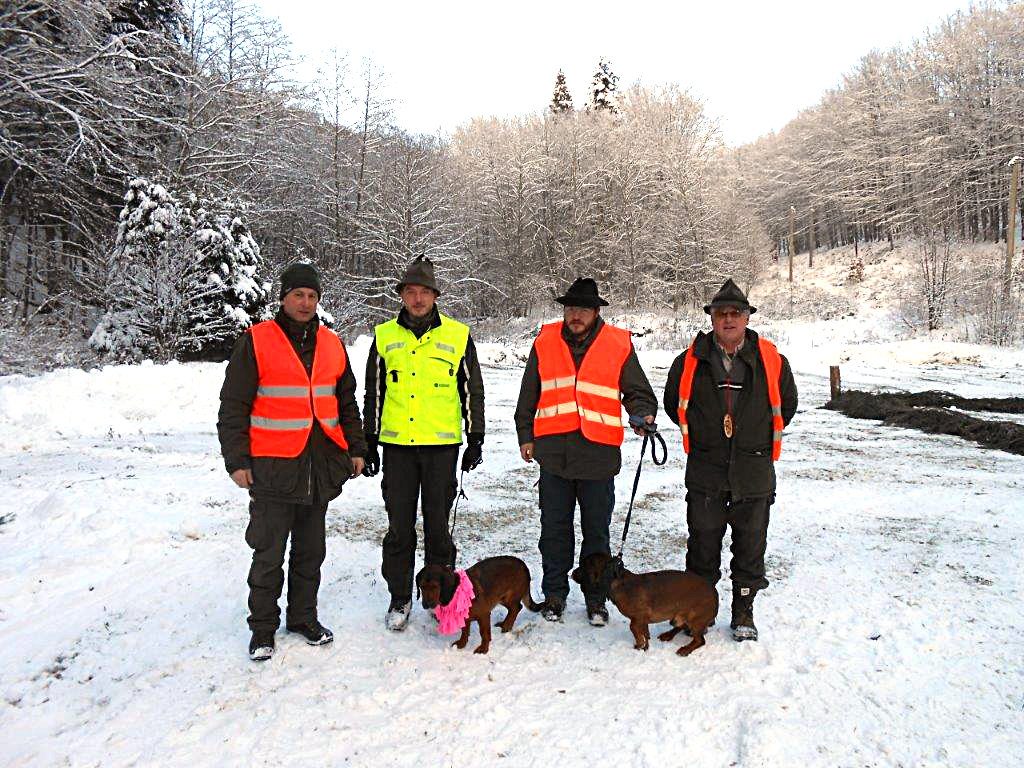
[570,566,583,586]
[439,568,459,606]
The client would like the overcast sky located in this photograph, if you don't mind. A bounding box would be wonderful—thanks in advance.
[253,0,977,146]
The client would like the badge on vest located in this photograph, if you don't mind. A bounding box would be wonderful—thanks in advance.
[723,413,734,438]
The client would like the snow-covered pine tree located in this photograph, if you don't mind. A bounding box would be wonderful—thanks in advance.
[587,58,619,114]
[90,178,271,361]
[179,195,272,360]
[550,70,573,114]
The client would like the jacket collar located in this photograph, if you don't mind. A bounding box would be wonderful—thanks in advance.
[693,327,760,362]
[561,315,604,350]
[274,309,319,343]
[398,305,442,335]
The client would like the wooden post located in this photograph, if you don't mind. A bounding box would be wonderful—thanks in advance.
[829,366,841,401]
[809,210,816,267]
[1005,157,1021,298]
[788,205,796,284]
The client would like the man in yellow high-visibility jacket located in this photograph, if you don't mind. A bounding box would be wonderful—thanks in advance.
[362,255,486,631]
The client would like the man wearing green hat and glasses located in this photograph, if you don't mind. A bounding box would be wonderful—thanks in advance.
[663,278,798,642]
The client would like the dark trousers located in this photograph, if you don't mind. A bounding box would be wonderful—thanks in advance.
[538,469,615,601]
[381,444,458,601]
[685,491,771,593]
[246,497,327,632]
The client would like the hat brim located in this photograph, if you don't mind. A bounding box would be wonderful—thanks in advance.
[555,295,608,308]
[395,282,441,297]
[704,301,756,315]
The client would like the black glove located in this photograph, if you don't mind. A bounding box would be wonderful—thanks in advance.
[362,435,380,477]
[461,433,484,472]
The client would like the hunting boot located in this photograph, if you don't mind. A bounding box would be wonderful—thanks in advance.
[730,587,758,642]
[385,597,412,631]
[286,619,334,646]
[584,594,609,627]
[249,630,276,662]
[540,595,565,622]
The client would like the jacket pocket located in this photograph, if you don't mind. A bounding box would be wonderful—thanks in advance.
[245,499,269,550]
[251,456,302,498]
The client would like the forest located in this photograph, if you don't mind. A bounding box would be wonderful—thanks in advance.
[2,0,1022,360]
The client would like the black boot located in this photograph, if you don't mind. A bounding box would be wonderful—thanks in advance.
[286,619,334,646]
[730,588,758,642]
[249,630,276,661]
[584,594,609,627]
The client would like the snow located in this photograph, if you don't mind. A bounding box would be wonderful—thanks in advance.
[2,314,1024,767]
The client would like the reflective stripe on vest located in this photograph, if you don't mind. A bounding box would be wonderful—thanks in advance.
[249,320,349,457]
[533,321,631,446]
[676,336,784,460]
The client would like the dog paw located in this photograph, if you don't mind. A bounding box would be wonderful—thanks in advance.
[473,645,489,654]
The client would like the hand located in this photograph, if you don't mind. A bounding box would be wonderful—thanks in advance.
[461,442,482,472]
[631,414,655,437]
[362,437,380,477]
[230,468,253,489]
[520,442,534,463]
[350,457,365,477]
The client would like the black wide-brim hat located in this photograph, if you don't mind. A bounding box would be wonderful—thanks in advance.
[703,278,756,314]
[555,277,609,308]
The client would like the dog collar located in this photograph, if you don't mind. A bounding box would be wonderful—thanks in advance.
[435,569,475,635]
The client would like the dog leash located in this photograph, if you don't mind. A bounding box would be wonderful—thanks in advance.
[615,421,668,558]
[448,469,468,567]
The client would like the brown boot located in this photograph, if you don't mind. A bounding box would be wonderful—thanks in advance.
[730,587,758,642]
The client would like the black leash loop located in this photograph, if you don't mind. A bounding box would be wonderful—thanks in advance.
[616,426,668,558]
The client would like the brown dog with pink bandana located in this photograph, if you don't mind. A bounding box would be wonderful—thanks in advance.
[415,556,542,654]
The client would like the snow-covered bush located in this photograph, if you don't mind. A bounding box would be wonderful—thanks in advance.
[90,178,271,362]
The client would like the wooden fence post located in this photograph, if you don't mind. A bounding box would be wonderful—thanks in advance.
[829,366,841,401]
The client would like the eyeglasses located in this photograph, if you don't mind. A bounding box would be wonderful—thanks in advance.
[711,308,747,320]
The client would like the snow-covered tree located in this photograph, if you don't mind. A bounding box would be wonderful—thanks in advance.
[90,178,270,361]
[550,70,573,114]
[587,58,619,114]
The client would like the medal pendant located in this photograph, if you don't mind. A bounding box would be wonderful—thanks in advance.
[723,413,734,438]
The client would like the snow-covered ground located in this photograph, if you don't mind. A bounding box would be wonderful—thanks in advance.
[1,317,1023,767]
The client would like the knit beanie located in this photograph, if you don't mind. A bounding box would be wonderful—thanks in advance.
[279,262,322,300]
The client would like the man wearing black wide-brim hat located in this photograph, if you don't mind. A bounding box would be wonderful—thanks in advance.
[514,277,658,625]
[663,278,798,642]
[362,255,486,632]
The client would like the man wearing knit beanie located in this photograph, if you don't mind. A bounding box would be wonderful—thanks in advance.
[217,260,367,662]
[278,262,323,301]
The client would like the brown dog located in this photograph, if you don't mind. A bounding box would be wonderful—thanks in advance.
[415,556,542,654]
[572,552,718,656]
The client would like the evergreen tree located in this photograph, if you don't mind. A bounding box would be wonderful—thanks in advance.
[110,0,189,41]
[550,69,573,114]
[90,178,271,361]
[587,57,619,114]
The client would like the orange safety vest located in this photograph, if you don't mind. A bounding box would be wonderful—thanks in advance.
[677,336,784,460]
[248,320,349,457]
[533,322,632,446]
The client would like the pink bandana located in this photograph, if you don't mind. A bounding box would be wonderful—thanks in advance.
[435,569,475,635]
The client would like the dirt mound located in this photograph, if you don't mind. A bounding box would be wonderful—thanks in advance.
[825,390,1024,455]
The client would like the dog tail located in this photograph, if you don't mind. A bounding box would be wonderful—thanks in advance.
[523,577,543,612]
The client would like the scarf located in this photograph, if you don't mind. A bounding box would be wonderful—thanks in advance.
[435,569,475,635]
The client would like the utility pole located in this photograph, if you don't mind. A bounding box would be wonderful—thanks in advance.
[788,205,796,284]
[1005,157,1021,298]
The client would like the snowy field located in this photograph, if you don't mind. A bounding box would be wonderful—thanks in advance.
[1,318,1023,768]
